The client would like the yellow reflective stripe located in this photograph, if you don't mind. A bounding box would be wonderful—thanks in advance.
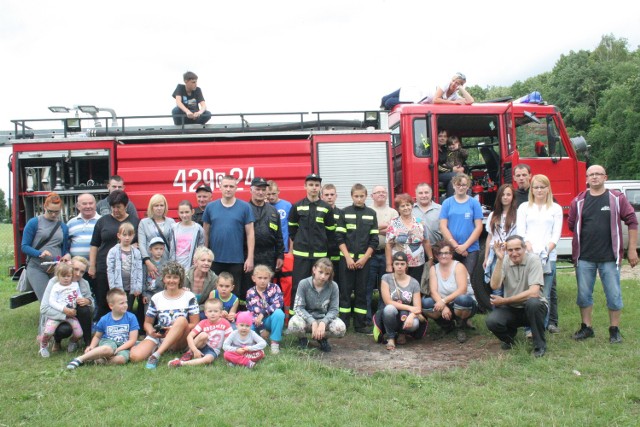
[370,229,379,234]
[312,252,327,258]
[333,213,340,220]
[353,307,367,314]
[317,207,329,214]
[346,224,356,230]
[297,206,310,212]
[293,250,310,257]
[339,307,352,313]
[316,217,325,224]
[289,309,296,315]
[326,224,336,231]
[288,221,298,227]
[330,255,340,261]
[269,222,278,231]
[340,253,367,259]
[362,215,374,220]
[345,214,357,219]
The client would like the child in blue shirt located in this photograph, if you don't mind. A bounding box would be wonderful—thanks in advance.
[67,288,139,368]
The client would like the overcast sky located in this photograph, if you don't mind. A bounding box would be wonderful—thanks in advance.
[1,0,640,197]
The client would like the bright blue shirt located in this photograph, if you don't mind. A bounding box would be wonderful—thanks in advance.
[272,199,292,252]
[96,311,140,345]
[439,197,483,252]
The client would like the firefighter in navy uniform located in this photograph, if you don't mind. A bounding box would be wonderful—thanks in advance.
[241,177,285,301]
[321,184,343,287]
[288,174,336,317]
[336,183,379,332]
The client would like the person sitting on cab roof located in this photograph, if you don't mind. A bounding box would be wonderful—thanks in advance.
[380,72,474,110]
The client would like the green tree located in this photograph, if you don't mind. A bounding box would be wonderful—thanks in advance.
[0,188,7,222]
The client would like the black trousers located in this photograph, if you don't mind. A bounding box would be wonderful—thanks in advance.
[339,258,370,329]
[485,298,547,350]
[54,305,93,346]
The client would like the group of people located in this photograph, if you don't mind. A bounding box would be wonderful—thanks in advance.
[21,161,636,367]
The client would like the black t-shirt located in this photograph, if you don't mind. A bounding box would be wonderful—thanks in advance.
[579,191,615,262]
[90,214,140,272]
[172,84,205,113]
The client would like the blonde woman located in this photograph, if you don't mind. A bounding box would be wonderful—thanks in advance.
[138,194,176,279]
[516,174,562,331]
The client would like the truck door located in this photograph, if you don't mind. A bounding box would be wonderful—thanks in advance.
[513,112,578,208]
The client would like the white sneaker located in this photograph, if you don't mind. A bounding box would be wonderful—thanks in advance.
[271,342,280,355]
[67,341,78,353]
[39,347,50,358]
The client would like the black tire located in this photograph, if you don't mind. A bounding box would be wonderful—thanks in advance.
[471,239,492,313]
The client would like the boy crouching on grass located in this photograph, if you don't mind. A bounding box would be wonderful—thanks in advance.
[168,299,232,367]
[67,288,139,369]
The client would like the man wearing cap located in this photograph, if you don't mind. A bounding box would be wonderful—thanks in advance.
[240,177,285,299]
[193,184,213,226]
[203,175,255,294]
[288,174,337,317]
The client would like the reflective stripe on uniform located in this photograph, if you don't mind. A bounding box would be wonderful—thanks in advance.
[345,214,357,219]
[346,224,356,230]
[312,252,328,258]
[297,206,310,212]
[336,226,347,233]
[370,229,379,234]
[293,250,310,257]
[339,307,352,313]
[317,207,329,214]
[269,222,278,231]
[362,215,374,220]
[315,216,325,224]
[354,307,367,315]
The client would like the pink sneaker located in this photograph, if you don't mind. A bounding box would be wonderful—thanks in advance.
[180,350,194,362]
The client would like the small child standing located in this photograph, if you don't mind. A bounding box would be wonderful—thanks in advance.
[39,263,84,357]
[169,200,205,270]
[168,299,232,367]
[223,311,267,369]
[67,288,139,369]
[246,265,285,354]
[107,222,144,326]
[143,237,167,312]
[208,272,239,324]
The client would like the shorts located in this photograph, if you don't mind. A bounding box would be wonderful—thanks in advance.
[200,345,219,358]
[98,338,131,362]
[143,335,163,347]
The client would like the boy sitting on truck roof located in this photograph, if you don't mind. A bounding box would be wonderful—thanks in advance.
[171,71,212,125]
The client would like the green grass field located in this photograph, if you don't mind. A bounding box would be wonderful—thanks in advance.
[1,266,639,426]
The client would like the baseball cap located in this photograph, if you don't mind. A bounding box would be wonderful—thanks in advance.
[195,184,212,193]
[251,177,268,187]
[305,173,322,183]
[148,237,166,248]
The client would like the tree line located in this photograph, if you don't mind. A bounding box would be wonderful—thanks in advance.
[467,34,640,180]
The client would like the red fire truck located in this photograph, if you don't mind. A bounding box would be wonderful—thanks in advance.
[3,99,587,309]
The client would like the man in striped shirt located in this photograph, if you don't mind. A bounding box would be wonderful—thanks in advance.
[67,193,101,259]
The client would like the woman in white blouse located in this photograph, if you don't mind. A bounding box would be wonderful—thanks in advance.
[516,174,562,331]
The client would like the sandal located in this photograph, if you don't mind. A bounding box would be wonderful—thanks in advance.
[386,339,396,351]
[66,358,83,370]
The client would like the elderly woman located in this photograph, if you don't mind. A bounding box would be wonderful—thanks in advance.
[138,194,176,279]
[40,256,94,350]
[376,252,426,350]
[21,192,70,301]
[89,190,140,319]
[386,193,434,283]
[422,240,477,343]
[183,246,218,313]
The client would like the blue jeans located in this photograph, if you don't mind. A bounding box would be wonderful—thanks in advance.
[576,260,622,310]
[171,106,212,125]
[381,305,418,339]
[366,253,386,321]
[422,294,477,328]
[542,261,556,328]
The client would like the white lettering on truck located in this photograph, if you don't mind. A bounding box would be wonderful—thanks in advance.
[173,167,255,192]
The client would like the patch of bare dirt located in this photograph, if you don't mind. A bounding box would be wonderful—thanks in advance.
[620,263,640,281]
[308,326,503,376]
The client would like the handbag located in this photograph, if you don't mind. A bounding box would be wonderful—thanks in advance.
[16,266,32,292]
